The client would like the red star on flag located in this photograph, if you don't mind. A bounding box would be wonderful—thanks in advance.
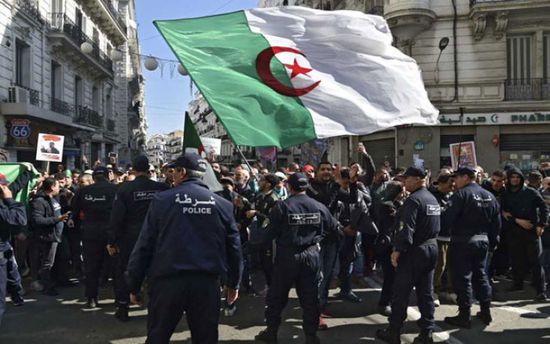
[284,58,313,79]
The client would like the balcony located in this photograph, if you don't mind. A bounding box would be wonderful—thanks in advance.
[469,0,550,40]
[14,0,45,26]
[77,0,127,45]
[8,84,40,106]
[75,106,103,127]
[505,78,550,101]
[48,13,113,77]
[50,97,74,117]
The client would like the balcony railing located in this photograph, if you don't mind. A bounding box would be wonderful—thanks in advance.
[107,119,116,132]
[50,97,73,116]
[49,13,113,73]
[9,84,40,106]
[15,0,45,24]
[76,106,103,127]
[505,78,550,101]
[100,0,127,33]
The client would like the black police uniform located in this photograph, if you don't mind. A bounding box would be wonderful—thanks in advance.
[442,177,501,327]
[0,193,27,326]
[71,177,118,303]
[126,176,243,344]
[108,175,168,313]
[379,169,440,342]
[258,181,339,343]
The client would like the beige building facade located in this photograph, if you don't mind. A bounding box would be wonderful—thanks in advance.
[260,0,550,173]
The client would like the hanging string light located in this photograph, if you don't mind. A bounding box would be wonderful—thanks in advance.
[110,48,190,79]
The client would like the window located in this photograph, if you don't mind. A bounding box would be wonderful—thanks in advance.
[507,35,532,83]
[92,85,100,111]
[74,75,83,109]
[544,33,549,82]
[15,39,31,87]
[105,86,113,117]
[51,0,63,13]
[51,61,62,100]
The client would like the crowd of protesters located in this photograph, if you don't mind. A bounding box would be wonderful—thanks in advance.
[0,145,549,343]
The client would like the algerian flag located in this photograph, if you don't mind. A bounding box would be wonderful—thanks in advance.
[0,163,40,204]
[155,7,438,148]
[183,112,222,192]
[183,111,204,155]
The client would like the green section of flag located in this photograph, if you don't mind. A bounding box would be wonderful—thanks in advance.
[0,163,40,204]
[155,11,317,148]
[183,112,204,153]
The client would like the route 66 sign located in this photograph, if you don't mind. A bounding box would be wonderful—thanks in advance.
[10,119,31,139]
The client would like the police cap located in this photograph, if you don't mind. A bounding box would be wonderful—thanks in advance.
[452,166,476,178]
[287,172,309,191]
[133,155,150,172]
[166,152,207,172]
[402,166,427,178]
[93,166,109,176]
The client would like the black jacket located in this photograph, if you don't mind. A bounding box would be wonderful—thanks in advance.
[126,179,243,292]
[72,180,118,242]
[108,175,169,246]
[30,191,63,242]
[442,183,501,249]
[393,187,440,253]
[501,167,549,237]
[263,193,339,249]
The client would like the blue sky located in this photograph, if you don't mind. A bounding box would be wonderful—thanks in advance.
[135,0,259,135]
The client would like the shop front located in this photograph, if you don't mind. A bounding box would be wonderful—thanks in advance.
[3,117,83,171]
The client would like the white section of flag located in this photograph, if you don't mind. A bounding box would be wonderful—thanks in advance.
[245,7,439,138]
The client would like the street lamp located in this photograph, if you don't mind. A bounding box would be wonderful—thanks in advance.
[434,37,449,84]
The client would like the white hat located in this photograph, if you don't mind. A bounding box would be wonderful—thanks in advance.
[83,169,94,175]
[275,171,287,181]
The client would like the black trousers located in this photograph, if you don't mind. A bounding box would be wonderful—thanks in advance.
[82,240,106,298]
[114,239,134,307]
[508,231,546,293]
[389,243,437,333]
[449,239,491,311]
[146,272,221,344]
[376,246,395,307]
[265,246,320,337]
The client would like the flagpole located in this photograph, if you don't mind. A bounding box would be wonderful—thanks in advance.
[235,145,259,181]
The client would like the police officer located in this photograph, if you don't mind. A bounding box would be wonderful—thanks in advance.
[71,166,118,308]
[376,167,440,344]
[0,172,27,326]
[255,173,340,344]
[107,155,168,321]
[126,153,243,344]
[441,167,501,328]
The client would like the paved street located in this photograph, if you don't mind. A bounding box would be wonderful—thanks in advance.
[1,275,548,344]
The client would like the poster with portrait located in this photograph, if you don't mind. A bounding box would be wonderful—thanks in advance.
[200,137,221,160]
[450,141,477,170]
[36,133,64,162]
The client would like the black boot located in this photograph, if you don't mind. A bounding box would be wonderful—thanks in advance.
[255,328,278,343]
[305,335,321,344]
[115,306,129,322]
[445,309,471,329]
[476,304,492,325]
[375,327,401,344]
[413,331,434,344]
[85,298,99,309]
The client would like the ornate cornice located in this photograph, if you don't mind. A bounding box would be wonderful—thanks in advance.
[472,13,487,41]
[494,11,509,40]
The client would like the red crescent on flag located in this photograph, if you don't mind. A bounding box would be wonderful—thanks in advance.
[256,46,321,97]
